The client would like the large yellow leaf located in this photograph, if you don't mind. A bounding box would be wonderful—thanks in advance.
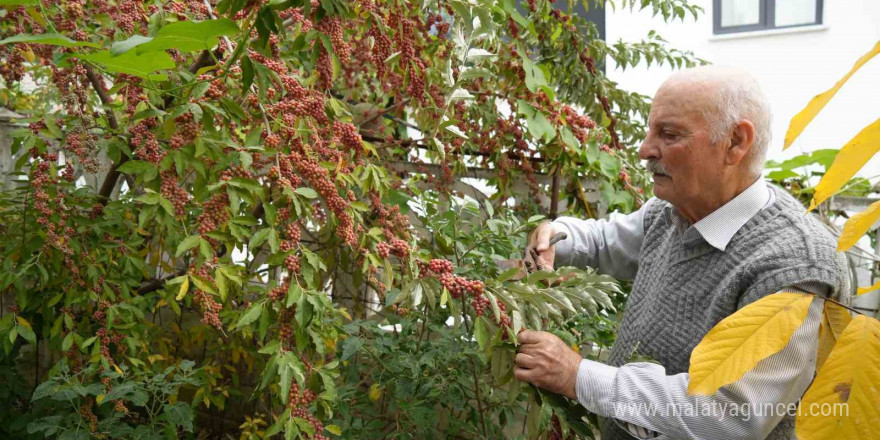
[816,301,852,371]
[796,315,880,440]
[783,41,880,150]
[838,199,880,251]
[857,280,880,296]
[809,118,880,211]
[687,292,813,396]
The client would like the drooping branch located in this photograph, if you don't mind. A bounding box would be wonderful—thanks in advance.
[95,50,221,204]
[84,65,125,203]
[580,51,623,150]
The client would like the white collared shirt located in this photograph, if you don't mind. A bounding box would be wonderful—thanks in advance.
[551,180,824,440]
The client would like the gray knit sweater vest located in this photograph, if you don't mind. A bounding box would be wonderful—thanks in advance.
[600,186,849,440]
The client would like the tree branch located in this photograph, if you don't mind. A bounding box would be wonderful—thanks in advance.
[93,51,221,205]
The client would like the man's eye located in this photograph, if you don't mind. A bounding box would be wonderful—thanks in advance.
[661,131,678,140]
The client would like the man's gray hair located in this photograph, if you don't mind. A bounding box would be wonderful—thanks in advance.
[667,66,773,177]
[701,67,773,177]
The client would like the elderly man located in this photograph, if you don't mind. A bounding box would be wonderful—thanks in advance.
[514,66,849,440]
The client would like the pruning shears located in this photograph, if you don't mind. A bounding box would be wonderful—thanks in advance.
[495,232,568,281]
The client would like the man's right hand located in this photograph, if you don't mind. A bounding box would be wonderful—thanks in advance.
[526,221,563,271]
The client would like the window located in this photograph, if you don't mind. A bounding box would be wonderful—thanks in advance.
[713,0,823,34]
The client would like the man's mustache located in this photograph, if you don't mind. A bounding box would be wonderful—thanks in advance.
[646,160,669,176]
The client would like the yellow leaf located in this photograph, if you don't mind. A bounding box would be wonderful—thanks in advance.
[571,344,579,354]
[857,280,880,296]
[796,315,880,440]
[369,383,382,402]
[687,292,813,396]
[325,424,342,435]
[838,199,880,251]
[113,364,124,375]
[817,301,852,371]
[809,119,880,211]
[15,316,32,329]
[96,394,105,404]
[783,41,880,150]
[176,276,190,301]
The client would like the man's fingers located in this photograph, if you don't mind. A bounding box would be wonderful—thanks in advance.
[517,329,542,345]
[535,249,554,271]
[515,353,539,369]
[513,366,535,383]
[534,223,554,252]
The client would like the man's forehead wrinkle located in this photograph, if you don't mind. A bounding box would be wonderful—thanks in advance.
[649,78,719,131]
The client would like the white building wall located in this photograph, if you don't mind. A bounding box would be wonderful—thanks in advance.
[604,0,880,168]
[604,0,880,310]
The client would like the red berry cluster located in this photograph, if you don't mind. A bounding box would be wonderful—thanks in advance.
[317,15,350,62]
[197,192,229,235]
[316,49,333,90]
[367,26,392,78]
[418,259,513,329]
[561,105,596,144]
[333,121,363,153]
[375,242,391,258]
[112,0,148,34]
[118,74,146,116]
[171,113,200,150]
[367,272,386,294]
[0,46,25,83]
[283,221,301,243]
[64,130,100,173]
[95,303,124,368]
[390,238,410,257]
[30,154,55,226]
[206,75,227,100]
[114,398,129,415]
[285,254,301,273]
[287,380,328,440]
[130,119,164,164]
[191,265,223,329]
[268,279,290,302]
[425,14,449,35]
[79,400,99,433]
[160,170,189,217]
[290,152,356,245]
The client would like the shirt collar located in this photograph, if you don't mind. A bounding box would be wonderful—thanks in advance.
[688,179,771,251]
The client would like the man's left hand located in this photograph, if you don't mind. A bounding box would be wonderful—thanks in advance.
[513,330,582,400]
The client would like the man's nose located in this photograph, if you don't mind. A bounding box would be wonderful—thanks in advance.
[638,136,659,161]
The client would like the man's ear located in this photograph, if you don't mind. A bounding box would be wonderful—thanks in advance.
[725,119,755,167]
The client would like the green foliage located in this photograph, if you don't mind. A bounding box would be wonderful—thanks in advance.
[26,362,200,440]
[0,0,697,438]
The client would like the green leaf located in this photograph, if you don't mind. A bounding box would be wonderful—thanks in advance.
[0,33,99,48]
[241,56,255,92]
[496,267,521,283]
[135,19,240,54]
[249,227,272,249]
[236,302,263,329]
[16,322,36,345]
[163,403,194,432]
[110,35,154,56]
[175,235,201,257]
[117,160,158,178]
[474,317,489,351]
[521,57,548,92]
[78,50,175,81]
[340,337,363,361]
[198,237,213,261]
[294,187,319,199]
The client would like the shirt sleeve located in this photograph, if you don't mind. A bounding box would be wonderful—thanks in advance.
[575,288,824,440]
[550,198,655,281]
